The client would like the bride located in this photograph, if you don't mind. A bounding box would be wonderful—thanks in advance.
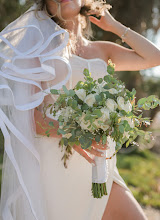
[0,0,160,219]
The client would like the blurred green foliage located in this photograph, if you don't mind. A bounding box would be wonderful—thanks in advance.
[117,149,160,208]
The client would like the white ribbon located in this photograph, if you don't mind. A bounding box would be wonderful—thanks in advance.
[0,6,72,219]
[92,136,116,183]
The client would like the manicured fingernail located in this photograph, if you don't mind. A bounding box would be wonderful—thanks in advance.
[91,162,96,167]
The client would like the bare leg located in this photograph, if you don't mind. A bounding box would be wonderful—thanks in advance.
[102,182,148,220]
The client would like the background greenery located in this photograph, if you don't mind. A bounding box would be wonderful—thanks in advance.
[0,0,160,210]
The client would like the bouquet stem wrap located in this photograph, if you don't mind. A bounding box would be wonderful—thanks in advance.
[92,149,108,198]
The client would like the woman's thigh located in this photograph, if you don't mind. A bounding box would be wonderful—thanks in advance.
[102,182,148,220]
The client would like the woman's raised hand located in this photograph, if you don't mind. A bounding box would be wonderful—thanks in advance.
[87,9,117,32]
[72,139,110,166]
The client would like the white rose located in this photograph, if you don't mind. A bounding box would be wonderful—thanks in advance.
[75,89,86,101]
[108,88,119,94]
[100,107,110,121]
[124,100,132,112]
[105,99,118,112]
[117,97,132,112]
[117,96,125,110]
[62,133,72,139]
[84,93,96,107]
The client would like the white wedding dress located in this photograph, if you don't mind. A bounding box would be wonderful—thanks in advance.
[34,54,132,220]
[0,4,132,220]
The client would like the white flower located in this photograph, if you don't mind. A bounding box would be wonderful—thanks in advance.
[75,89,86,101]
[124,100,132,112]
[100,124,110,131]
[100,107,110,121]
[118,85,125,89]
[117,97,125,110]
[105,99,117,112]
[117,96,132,112]
[60,106,74,122]
[79,112,90,130]
[92,82,106,94]
[107,88,119,94]
[84,93,96,107]
[122,131,130,139]
[62,133,72,139]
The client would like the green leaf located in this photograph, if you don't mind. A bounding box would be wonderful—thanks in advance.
[95,95,102,102]
[115,142,122,151]
[63,138,68,146]
[119,125,124,133]
[83,68,90,76]
[107,65,115,75]
[72,100,78,109]
[57,128,66,135]
[81,103,89,110]
[123,120,131,131]
[92,109,102,118]
[49,121,55,127]
[75,129,83,136]
[69,89,75,96]
[50,89,59,95]
[45,130,50,134]
[98,78,103,84]
[62,85,69,95]
[67,99,73,106]
[103,84,110,89]
[95,134,101,143]
[79,136,92,149]
[126,140,130,148]
[85,132,94,139]
[137,97,147,106]
[103,75,112,83]
[102,134,107,145]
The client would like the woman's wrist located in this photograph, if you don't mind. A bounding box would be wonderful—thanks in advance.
[108,20,130,40]
[34,108,62,139]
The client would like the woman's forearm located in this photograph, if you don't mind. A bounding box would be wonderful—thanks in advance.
[110,20,160,64]
[34,108,62,139]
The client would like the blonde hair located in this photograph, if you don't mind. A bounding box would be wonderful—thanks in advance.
[32,0,112,54]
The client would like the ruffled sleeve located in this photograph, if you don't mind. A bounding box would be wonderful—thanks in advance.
[0,4,72,220]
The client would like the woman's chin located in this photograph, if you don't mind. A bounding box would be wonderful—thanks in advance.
[60,8,80,19]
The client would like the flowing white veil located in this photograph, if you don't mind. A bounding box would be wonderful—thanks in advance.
[0,3,72,219]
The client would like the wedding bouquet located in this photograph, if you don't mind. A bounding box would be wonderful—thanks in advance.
[41,59,160,198]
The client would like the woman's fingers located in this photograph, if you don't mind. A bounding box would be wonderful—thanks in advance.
[85,147,106,157]
[73,145,96,166]
[92,140,109,150]
[86,9,99,16]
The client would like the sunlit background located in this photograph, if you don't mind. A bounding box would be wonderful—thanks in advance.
[0,0,160,219]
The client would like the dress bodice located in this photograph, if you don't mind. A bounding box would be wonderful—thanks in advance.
[40,54,108,116]
[69,54,108,88]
